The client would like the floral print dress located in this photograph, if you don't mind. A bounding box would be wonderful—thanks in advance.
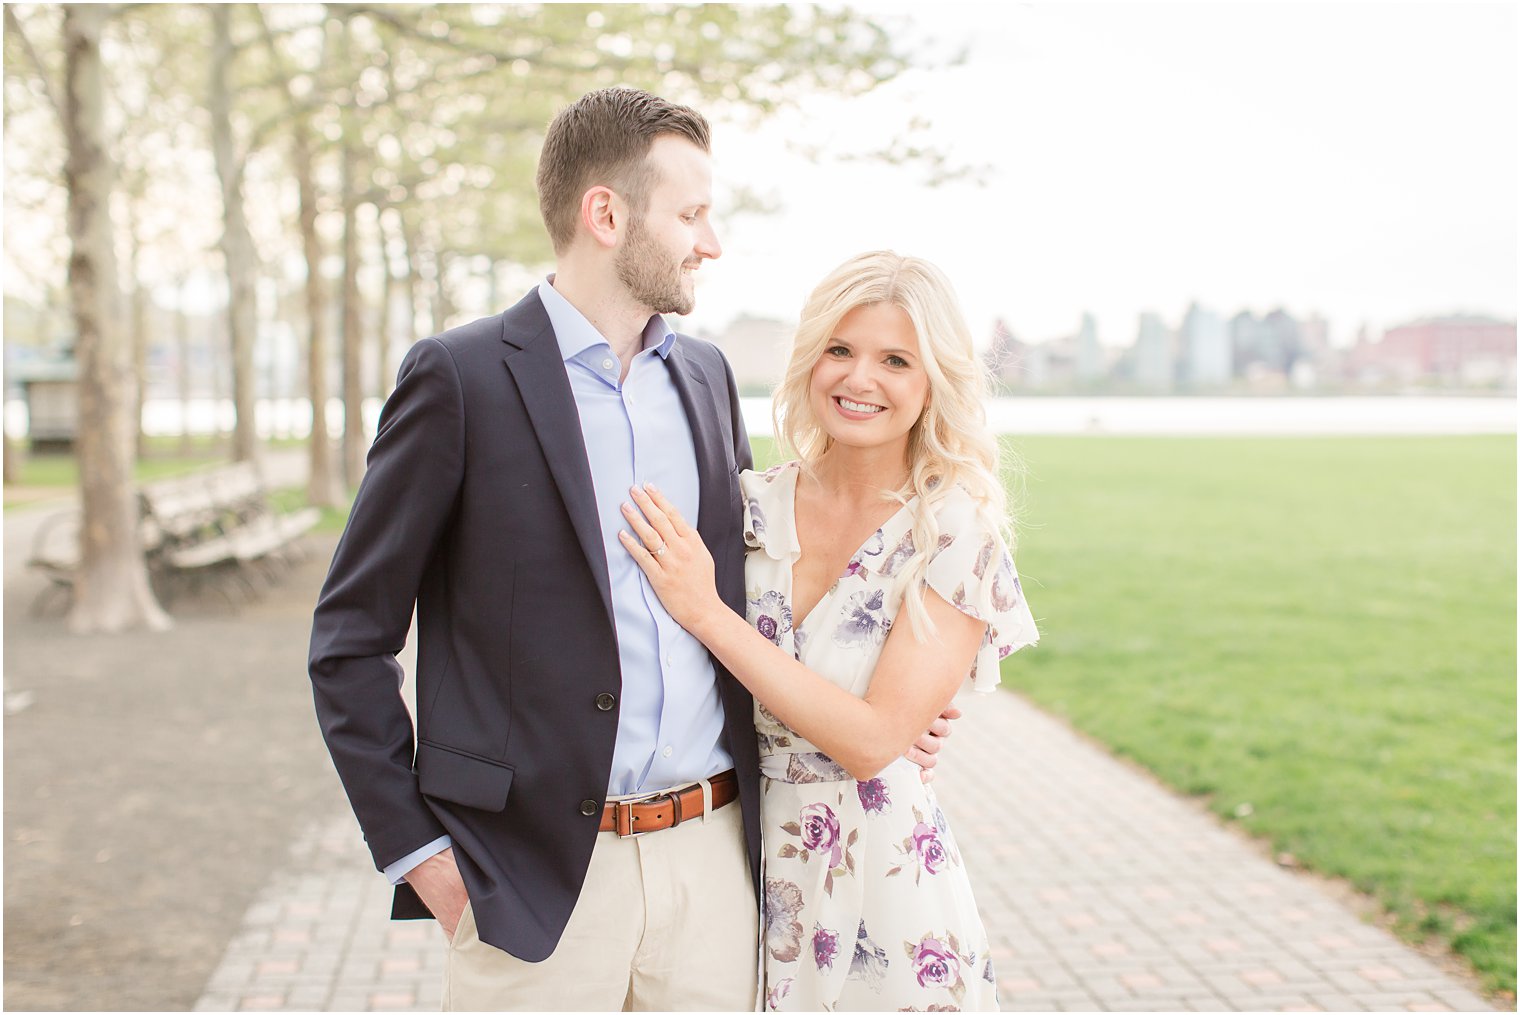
[741,462,1039,1012]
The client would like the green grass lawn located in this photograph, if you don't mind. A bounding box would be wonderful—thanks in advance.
[4,447,226,509]
[994,435,1516,996]
[267,486,355,535]
[23,433,1508,991]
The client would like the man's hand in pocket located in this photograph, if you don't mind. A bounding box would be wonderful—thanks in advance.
[404,847,469,942]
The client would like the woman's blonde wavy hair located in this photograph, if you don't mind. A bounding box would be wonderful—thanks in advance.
[773,250,1013,640]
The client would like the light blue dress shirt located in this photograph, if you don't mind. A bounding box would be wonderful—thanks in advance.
[384,280,734,884]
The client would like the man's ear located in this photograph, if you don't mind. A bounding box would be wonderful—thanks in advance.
[580,186,623,250]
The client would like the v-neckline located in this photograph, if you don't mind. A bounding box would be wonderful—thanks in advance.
[787,466,915,635]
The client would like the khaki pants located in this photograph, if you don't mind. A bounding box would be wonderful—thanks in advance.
[443,796,759,1011]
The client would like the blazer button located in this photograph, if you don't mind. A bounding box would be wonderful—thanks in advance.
[580,799,600,817]
[595,692,616,711]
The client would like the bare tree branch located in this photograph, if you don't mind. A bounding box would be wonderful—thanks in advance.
[4,5,64,116]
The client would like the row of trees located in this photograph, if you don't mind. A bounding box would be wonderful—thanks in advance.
[3,3,948,632]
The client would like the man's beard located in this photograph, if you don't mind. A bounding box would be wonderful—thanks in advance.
[615,216,694,316]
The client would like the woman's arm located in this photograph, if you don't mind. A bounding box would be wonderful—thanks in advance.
[619,484,984,781]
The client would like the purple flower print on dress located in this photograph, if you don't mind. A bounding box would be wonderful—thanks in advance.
[764,878,805,963]
[849,921,890,990]
[793,625,809,659]
[744,498,767,544]
[878,531,915,577]
[812,924,840,970]
[784,752,852,784]
[765,977,793,1011]
[911,936,962,990]
[748,589,793,646]
[972,537,994,579]
[832,588,890,648]
[857,777,892,815]
[911,822,949,875]
[991,554,1021,612]
[799,802,843,867]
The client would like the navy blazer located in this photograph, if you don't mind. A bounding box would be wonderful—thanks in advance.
[309,289,760,962]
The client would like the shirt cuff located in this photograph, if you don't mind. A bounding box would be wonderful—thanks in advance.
[383,835,453,886]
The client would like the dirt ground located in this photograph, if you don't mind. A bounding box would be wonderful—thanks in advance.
[4,530,352,1011]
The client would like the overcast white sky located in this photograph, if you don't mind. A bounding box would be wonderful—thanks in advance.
[690,2,1518,349]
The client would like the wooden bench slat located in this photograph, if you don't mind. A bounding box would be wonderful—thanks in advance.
[31,461,323,609]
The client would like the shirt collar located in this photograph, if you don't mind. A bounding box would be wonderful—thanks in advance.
[537,275,677,362]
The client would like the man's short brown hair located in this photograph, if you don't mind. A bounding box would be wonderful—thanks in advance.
[536,87,711,255]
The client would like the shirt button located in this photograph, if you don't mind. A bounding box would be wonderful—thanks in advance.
[602,357,614,371]
[662,746,673,758]
[580,799,600,817]
[665,655,674,667]
[595,692,616,712]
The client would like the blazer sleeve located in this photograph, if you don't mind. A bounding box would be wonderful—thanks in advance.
[308,337,461,871]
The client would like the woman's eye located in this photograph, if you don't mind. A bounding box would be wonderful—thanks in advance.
[826,346,850,357]
[886,355,909,368]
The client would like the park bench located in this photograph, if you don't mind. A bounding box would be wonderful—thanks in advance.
[26,461,321,613]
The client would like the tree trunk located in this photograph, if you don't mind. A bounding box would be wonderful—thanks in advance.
[3,338,19,481]
[294,125,339,507]
[399,210,431,339]
[62,4,170,633]
[210,5,258,464]
[338,119,365,487]
[432,249,452,335]
[128,207,148,459]
[2,433,17,486]
[176,281,193,457]
[378,212,399,400]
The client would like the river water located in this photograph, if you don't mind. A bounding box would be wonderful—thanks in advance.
[746,395,1515,437]
[5,394,1515,441]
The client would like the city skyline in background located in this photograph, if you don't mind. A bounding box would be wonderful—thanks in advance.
[688,3,1518,351]
[5,4,1516,403]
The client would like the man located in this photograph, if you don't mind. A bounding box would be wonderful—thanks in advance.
[309,87,950,1011]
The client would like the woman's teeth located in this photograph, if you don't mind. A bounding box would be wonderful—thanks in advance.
[838,398,884,414]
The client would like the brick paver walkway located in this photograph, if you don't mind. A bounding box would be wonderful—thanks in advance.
[194,690,1493,1012]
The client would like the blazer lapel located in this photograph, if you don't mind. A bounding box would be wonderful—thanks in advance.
[500,294,615,626]
[665,340,728,541]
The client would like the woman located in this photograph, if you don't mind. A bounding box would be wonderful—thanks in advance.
[618,251,1038,1011]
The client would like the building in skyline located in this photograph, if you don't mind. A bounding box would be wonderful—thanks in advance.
[987,299,1513,394]
[705,313,792,393]
[1133,312,1174,390]
[1075,313,1104,387]
[1346,315,1517,388]
[986,313,1113,391]
[983,318,1024,388]
[1179,302,1230,388]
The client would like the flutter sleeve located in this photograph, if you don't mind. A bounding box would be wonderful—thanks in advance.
[739,462,802,560]
[922,489,1040,692]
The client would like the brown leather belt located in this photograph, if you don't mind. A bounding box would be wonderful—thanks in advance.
[600,769,738,837]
